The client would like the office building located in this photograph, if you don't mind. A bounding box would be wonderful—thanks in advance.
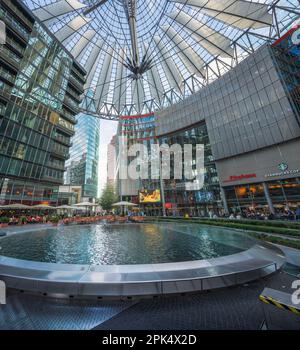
[64,113,100,201]
[107,134,117,187]
[0,0,85,205]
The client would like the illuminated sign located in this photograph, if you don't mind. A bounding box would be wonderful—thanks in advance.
[139,189,161,203]
[223,174,257,183]
[273,25,300,60]
[265,163,300,179]
[278,163,288,172]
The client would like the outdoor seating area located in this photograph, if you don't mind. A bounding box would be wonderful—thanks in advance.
[0,201,145,228]
[62,215,145,225]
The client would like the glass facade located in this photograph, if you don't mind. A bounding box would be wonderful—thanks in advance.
[0,0,85,204]
[64,114,100,200]
[221,28,300,215]
[159,123,221,217]
[271,25,300,126]
[117,113,157,202]
[117,114,221,216]
[224,178,300,213]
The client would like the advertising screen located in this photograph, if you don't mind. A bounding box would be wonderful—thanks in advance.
[273,25,300,60]
[139,189,161,203]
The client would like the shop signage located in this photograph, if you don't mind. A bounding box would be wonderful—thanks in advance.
[265,163,300,178]
[223,173,257,183]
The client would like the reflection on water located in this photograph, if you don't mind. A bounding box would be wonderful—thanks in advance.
[0,223,256,265]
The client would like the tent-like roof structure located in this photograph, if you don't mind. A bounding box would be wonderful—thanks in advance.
[23,0,300,119]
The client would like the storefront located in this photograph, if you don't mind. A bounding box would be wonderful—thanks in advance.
[158,122,222,217]
[218,138,300,215]
[224,177,300,214]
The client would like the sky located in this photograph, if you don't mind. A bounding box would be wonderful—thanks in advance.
[97,119,118,197]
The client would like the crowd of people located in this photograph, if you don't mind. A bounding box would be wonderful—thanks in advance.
[1,206,300,226]
[229,208,300,221]
[0,212,146,227]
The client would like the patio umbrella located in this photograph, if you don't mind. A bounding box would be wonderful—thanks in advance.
[56,205,75,210]
[112,201,137,215]
[112,201,137,207]
[32,204,56,210]
[74,202,97,214]
[74,202,98,207]
[0,203,32,209]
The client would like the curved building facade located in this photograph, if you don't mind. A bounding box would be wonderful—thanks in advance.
[155,30,300,215]
[116,27,300,216]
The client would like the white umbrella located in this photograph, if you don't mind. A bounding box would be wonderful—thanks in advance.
[56,205,75,210]
[112,201,137,215]
[74,202,97,214]
[74,202,97,207]
[112,201,137,207]
[0,203,32,209]
[32,204,56,210]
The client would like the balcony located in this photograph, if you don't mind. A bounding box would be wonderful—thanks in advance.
[0,104,7,116]
[63,96,79,114]
[50,143,70,160]
[42,174,63,184]
[53,133,72,147]
[66,87,82,103]
[71,65,86,82]
[61,110,76,124]
[2,0,34,32]
[50,147,70,160]
[0,67,16,85]
[5,36,25,57]
[0,9,30,42]
[47,160,66,171]
[56,123,75,137]
[68,74,85,93]
[0,83,12,101]
[0,47,21,71]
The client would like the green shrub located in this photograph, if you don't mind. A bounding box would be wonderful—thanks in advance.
[145,217,300,250]
[248,232,300,250]
[50,216,60,224]
[0,217,9,223]
[19,216,27,223]
[146,217,300,237]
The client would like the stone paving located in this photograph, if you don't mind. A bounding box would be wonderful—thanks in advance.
[0,225,299,330]
[0,271,299,330]
[94,272,300,330]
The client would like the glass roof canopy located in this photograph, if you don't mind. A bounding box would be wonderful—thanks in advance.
[23,0,300,120]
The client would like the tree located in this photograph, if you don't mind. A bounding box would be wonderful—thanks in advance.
[99,184,118,211]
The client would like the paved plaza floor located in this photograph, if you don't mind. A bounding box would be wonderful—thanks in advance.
[0,271,299,330]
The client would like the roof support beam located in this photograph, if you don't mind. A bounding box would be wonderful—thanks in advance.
[94,46,115,109]
[161,25,205,78]
[33,0,86,25]
[113,48,127,113]
[154,36,183,93]
[170,0,273,29]
[70,29,96,60]
[55,15,91,42]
